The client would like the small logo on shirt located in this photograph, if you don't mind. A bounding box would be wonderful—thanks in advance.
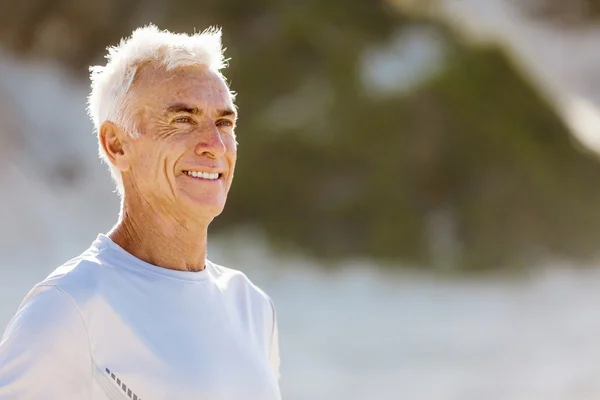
[105,368,141,400]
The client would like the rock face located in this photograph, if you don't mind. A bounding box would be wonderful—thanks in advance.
[2,0,600,270]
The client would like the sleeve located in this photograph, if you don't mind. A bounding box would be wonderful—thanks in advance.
[0,285,92,399]
[268,298,281,381]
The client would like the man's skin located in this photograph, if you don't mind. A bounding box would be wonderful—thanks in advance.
[99,63,238,272]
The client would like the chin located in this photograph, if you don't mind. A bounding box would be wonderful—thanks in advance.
[182,194,226,217]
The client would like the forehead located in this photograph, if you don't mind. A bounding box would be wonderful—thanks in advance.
[132,64,234,111]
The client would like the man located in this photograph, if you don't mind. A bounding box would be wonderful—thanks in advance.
[0,24,281,399]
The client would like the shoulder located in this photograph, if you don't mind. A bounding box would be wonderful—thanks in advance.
[207,260,276,311]
[208,261,272,297]
[18,247,109,318]
[3,284,85,340]
[44,248,103,285]
[0,284,91,379]
[0,283,92,397]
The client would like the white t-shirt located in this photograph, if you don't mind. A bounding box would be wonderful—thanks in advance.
[0,234,281,400]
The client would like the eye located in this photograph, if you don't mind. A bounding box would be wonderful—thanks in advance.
[173,116,193,124]
[217,120,234,127]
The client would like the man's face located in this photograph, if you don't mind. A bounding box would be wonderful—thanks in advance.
[121,64,237,221]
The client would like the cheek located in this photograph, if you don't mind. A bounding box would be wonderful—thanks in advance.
[131,140,180,177]
[137,146,165,170]
[226,143,237,175]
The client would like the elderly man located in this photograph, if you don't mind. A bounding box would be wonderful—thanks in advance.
[0,25,281,399]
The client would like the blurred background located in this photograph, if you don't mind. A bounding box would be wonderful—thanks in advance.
[2,0,600,398]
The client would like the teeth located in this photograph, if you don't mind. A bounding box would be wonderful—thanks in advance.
[184,171,219,180]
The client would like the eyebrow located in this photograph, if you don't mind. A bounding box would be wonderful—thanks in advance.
[217,108,237,119]
[166,103,198,114]
[165,103,237,119]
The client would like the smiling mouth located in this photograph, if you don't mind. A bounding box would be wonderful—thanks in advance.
[182,171,222,180]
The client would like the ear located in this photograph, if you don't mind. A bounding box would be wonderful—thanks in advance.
[99,121,131,172]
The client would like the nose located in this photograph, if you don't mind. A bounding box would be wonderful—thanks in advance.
[194,121,226,159]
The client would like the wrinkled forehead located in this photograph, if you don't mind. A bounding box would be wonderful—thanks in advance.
[131,63,235,113]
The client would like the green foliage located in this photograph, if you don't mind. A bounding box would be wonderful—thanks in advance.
[423,47,600,268]
[160,3,600,269]
[6,0,600,269]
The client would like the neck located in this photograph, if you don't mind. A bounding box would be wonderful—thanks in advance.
[108,199,209,272]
